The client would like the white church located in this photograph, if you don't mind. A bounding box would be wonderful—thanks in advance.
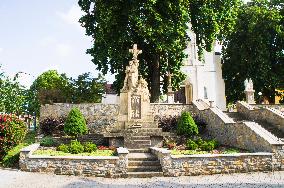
[103,27,227,111]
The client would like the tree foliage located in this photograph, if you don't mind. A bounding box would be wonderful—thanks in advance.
[78,0,241,102]
[70,72,106,103]
[0,68,27,114]
[222,0,284,103]
[28,70,106,115]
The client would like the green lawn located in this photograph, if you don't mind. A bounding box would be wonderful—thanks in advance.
[1,131,36,168]
[33,149,115,157]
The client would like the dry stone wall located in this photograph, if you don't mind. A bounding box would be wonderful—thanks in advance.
[150,147,273,176]
[40,103,193,133]
[19,144,128,178]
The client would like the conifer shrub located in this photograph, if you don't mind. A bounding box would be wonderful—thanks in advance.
[64,108,88,137]
[177,112,198,137]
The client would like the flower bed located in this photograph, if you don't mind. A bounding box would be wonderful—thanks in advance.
[19,144,129,178]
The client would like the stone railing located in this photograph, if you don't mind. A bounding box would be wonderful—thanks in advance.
[237,101,284,132]
[19,144,129,178]
[150,147,273,176]
[252,104,284,113]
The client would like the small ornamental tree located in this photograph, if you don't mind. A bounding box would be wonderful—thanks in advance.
[0,114,27,159]
[177,112,198,137]
[64,108,88,137]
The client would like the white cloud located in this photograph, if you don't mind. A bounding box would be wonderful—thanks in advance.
[56,43,72,57]
[57,5,82,27]
[0,48,3,53]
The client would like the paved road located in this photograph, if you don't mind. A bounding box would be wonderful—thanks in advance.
[1,168,284,188]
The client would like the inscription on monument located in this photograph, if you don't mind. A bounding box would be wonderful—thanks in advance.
[131,95,141,119]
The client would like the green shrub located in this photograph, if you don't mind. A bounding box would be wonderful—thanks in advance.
[64,108,88,137]
[185,139,198,150]
[84,142,97,153]
[57,144,69,153]
[40,117,65,136]
[0,114,27,159]
[177,112,198,137]
[199,139,219,151]
[69,140,84,154]
[40,136,56,147]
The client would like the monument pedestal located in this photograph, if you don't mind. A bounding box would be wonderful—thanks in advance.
[245,90,255,104]
[103,44,172,149]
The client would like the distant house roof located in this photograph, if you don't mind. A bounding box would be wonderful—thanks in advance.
[105,84,117,94]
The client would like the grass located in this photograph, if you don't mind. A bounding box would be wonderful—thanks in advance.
[33,149,116,157]
[1,131,36,168]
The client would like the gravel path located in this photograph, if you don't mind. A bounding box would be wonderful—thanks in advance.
[1,168,284,188]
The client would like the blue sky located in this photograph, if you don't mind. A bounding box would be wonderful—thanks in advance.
[0,0,115,87]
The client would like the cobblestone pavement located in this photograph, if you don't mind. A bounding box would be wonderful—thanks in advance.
[1,168,284,188]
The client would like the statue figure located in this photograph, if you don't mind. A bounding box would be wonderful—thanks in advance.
[121,45,141,92]
[244,79,249,91]
[248,78,254,91]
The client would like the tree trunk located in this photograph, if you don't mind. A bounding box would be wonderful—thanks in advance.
[149,55,160,103]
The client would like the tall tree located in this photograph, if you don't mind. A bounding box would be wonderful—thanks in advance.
[78,0,241,102]
[222,0,284,103]
[0,68,26,114]
[70,72,106,103]
[28,70,72,115]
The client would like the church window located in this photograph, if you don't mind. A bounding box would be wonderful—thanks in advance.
[204,87,208,99]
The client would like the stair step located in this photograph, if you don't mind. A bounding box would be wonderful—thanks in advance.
[132,136,150,140]
[127,172,164,178]
[127,166,162,172]
[128,149,150,153]
[128,160,161,166]
[132,140,151,144]
[128,153,158,161]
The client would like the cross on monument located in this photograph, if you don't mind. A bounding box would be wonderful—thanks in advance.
[129,44,142,60]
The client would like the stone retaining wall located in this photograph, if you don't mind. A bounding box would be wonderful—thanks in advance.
[150,147,273,176]
[40,103,193,132]
[19,144,129,178]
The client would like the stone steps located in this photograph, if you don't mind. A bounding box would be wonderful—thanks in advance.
[127,152,163,178]
[128,166,162,172]
[226,112,284,140]
[128,149,150,153]
[126,172,164,178]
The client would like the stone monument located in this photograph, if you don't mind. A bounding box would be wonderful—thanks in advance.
[244,78,255,104]
[105,44,169,149]
[167,72,175,103]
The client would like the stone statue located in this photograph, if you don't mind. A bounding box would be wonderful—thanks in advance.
[244,79,249,91]
[121,44,141,92]
[248,78,254,91]
[129,44,142,60]
[244,78,254,91]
